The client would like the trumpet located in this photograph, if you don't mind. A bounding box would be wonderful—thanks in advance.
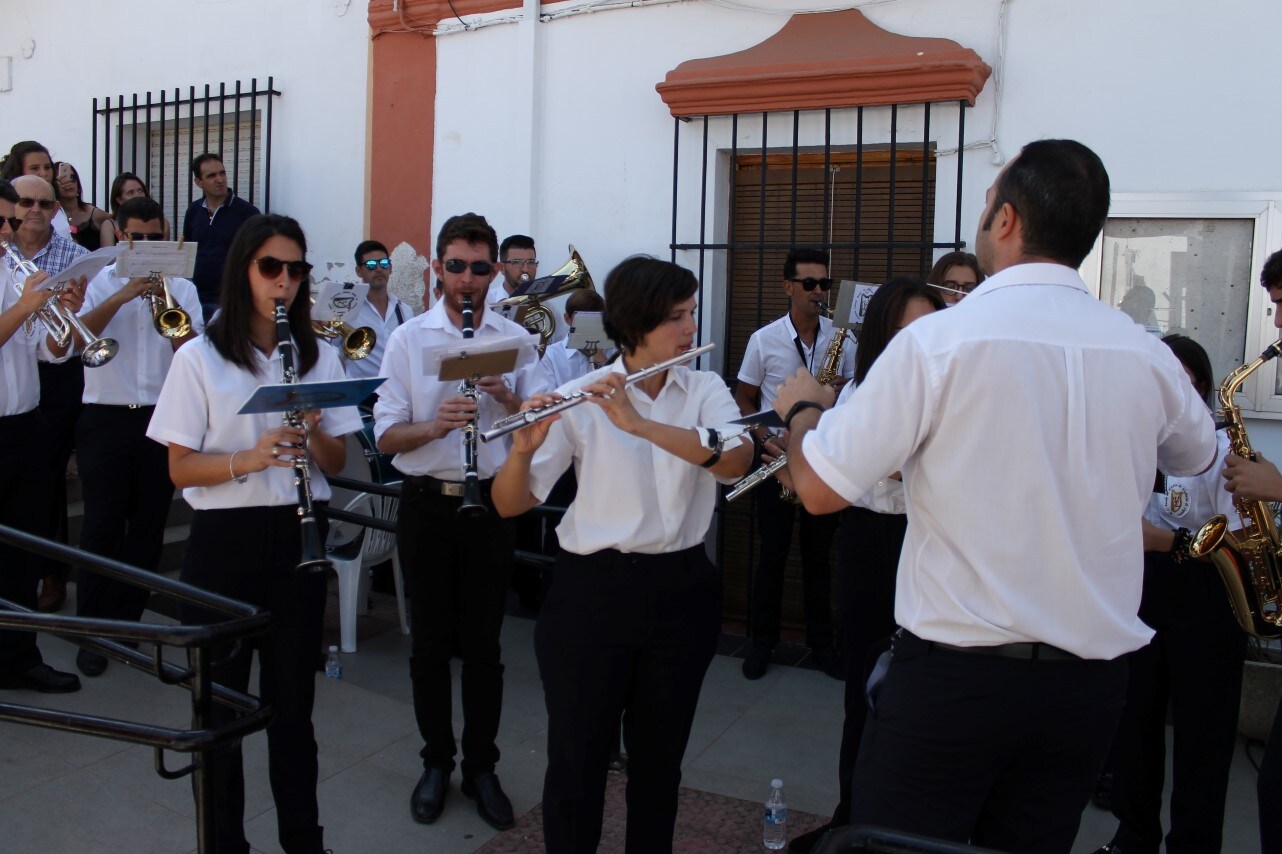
[308,297,376,360]
[481,343,716,443]
[3,241,118,367]
[144,273,192,339]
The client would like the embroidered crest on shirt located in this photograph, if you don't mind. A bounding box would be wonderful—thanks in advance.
[1164,484,1189,518]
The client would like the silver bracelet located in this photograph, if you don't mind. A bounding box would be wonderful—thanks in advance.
[229,451,248,484]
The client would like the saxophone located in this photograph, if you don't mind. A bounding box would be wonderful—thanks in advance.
[730,308,850,503]
[1188,340,1282,638]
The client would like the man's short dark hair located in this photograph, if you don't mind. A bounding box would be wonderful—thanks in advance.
[500,234,535,259]
[784,248,828,280]
[355,239,389,265]
[1261,249,1282,291]
[565,289,605,317]
[0,179,17,204]
[983,139,1110,268]
[116,197,164,229]
[191,153,223,179]
[436,213,498,261]
[602,256,698,353]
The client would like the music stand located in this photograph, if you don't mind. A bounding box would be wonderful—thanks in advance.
[439,348,521,382]
[422,332,532,382]
[238,377,385,415]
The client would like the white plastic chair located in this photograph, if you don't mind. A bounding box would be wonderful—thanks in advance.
[326,492,408,653]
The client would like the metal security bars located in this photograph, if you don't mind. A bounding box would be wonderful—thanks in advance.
[91,78,279,230]
[669,100,973,627]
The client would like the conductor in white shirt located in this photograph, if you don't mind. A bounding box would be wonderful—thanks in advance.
[772,139,1218,852]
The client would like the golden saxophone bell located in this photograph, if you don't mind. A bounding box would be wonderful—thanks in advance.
[499,245,596,354]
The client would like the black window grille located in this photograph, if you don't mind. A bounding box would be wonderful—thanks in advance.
[669,100,974,630]
[91,78,279,229]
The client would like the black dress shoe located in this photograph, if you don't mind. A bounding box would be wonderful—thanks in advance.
[462,772,515,831]
[77,649,108,677]
[0,663,82,693]
[410,767,450,824]
[742,645,771,680]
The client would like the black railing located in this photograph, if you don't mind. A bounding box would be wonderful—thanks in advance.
[0,524,271,854]
[91,78,280,229]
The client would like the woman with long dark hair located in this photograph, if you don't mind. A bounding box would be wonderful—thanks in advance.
[100,173,170,245]
[786,277,945,854]
[493,256,753,853]
[147,214,361,853]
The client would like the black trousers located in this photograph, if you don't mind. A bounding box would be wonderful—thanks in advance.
[833,507,906,825]
[74,405,173,623]
[536,546,719,854]
[0,410,52,676]
[1109,550,1246,854]
[748,482,838,650]
[36,359,83,583]
[850,631,1127,854]
[1261,696,1282,854]
[398,477,514,777]
[180,506,328,854]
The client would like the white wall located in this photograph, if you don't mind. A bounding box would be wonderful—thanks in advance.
[0,0,370,276]
[433,0,1282,452]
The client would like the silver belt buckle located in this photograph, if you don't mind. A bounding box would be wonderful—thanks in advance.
[439,480,465,498]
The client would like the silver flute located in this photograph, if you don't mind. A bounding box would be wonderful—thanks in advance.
[480,342,716,443]
[725,453,788,502]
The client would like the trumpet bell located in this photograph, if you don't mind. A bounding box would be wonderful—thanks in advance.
[341,324,376,360]
[155,307,192,339]
[81,336,119,368]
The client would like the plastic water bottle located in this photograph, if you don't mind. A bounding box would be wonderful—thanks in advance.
[763,778,787,850]
[324,645,342,679]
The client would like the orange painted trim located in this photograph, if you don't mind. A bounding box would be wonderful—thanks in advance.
[368,0,520,33]
[657,10,992,117]
[368,29,438,259]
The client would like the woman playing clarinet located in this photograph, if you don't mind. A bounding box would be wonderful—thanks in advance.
[493,256,752,853]
[147,214,361,854]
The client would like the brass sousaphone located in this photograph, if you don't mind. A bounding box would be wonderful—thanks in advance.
[499,245,596,353]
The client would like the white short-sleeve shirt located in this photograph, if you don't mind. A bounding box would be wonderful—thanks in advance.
[1145,429,1240,533]
[0,265,68,416]
[802,263,1217,659]
[146,335,363,509]
[330,292,415,380]
[372,298,541,479]
[527,360,746,555]
[80,265,205,406]
[738,313,854,409]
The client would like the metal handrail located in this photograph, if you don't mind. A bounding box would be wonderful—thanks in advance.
[0,523,272,853]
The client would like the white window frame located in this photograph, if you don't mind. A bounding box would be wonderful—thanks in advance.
[1079,192,1282,418]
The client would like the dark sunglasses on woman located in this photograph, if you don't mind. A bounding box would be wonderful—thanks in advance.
[253,256,314,281]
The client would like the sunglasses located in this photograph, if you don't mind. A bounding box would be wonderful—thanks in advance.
[443,258,494,276]
[16,198,57,211]
[361,258,392,270]
[124,232,165,242]
[787,277,834,292]
[253,256,313,281]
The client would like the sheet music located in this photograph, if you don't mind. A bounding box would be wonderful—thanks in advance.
[114,241,197,278]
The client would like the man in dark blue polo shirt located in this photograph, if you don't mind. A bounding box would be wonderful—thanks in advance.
[181,153,260,318]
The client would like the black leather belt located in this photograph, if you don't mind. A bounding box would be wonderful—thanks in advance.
[404,474,493,498]
[897,629,1080,662]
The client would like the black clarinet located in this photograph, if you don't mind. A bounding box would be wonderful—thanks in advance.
[457,295,486,517]
[274,299,333,572]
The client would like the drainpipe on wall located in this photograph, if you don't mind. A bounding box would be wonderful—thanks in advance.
[514,0,542,236]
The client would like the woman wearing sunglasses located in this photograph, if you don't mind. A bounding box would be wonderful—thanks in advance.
[147,214,362,854]
[493,256,753,853]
